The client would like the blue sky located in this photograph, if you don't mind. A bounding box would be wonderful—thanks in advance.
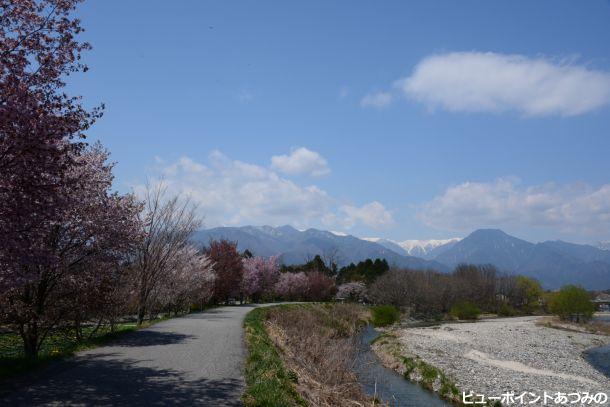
[72,1,610,244]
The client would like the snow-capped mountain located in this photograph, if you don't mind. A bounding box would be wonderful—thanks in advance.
[363,237,461,259]
[599,241,610,251]
[193,225,448,271]
[361,238,409,256]
[398,238,462,258]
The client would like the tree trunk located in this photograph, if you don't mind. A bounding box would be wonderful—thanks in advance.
[21,324,39,359]
[137,304,146,326]
[74,318,83,342]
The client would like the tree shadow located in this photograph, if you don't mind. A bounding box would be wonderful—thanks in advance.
[0,353,244,406]
[181,310,239,321]
[111,330,195,347]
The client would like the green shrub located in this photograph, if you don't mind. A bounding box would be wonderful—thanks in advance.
[402,357,417,376]
[450,301,480,320]
[371,305,400,327]
[549,285,595,322]
[515,276,542,313]
[497,303,517,317]
[420,363,438,382]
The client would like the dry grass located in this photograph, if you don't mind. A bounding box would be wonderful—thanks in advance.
[265,303,373,407]
[537,316,610,336]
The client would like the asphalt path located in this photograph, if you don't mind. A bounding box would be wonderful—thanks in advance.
[0,305,263,406]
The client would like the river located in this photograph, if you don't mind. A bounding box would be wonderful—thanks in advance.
[584,313,610,378]
[354,325,451,406]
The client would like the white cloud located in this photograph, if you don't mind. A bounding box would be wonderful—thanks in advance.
[419,178,610,237]
[138,152,393,231]
[360,91,393,109]
[328,201,394,230]
[397,51,610,116]
[140,152,331,228]
[270,147,330,177]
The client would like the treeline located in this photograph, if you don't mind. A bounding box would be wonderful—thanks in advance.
[336,258,389,284]
[330,261,548,319]
[366,265,543,318]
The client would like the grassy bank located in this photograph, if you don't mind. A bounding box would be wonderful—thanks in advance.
[243,303,371,407]
[242,306,307,407]
[0,317,168,382]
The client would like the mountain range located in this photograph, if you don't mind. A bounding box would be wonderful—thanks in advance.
[193,226,610,290]
[193,225,448,272]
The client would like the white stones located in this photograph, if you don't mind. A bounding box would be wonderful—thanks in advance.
[394,317,610,404]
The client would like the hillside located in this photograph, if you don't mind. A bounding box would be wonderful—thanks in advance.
[434,229,610,289]
[193,226,448,271]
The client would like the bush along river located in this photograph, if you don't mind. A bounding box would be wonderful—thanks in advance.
[354,325,450,406]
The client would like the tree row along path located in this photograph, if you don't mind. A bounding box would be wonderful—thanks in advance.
[0,306,261,406]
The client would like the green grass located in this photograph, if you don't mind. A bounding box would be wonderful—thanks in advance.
[401,356,459,397]
[450,301,481,320]
[371,305,400,327]
[0,318,166,382]
[242,306,307,407]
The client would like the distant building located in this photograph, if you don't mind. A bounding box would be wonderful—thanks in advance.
[592,293,610,311]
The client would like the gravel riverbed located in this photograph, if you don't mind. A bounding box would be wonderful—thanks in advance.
[393,316,610,405]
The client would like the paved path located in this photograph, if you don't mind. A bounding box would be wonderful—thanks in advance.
[0,305,261,406]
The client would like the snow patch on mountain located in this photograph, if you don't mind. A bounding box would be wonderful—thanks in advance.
[599,241,610,251]
[362,237,462,258]
[398,238,462,254]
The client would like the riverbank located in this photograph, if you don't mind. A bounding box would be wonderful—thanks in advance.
[374,316,609,404]
[537,313,610,336]
[243,303,373,407]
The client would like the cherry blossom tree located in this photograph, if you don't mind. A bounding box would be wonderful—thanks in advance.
[155,245,215,315]
[242,255,280,302]
[275,272,309,301]
[305,271,336,301]
[133,183,201,324]
[336,282,367,302]
[205,239,244,304]
[1,0,102,295]
[0,144,143,358]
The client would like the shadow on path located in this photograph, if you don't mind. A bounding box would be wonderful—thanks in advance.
[0,353,243,406]
[111,330,195,347]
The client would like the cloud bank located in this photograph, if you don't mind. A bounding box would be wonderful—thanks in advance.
[398,52,610,116]
[139,150,393,231]
[325,201,394,230]
[419,178,610,237]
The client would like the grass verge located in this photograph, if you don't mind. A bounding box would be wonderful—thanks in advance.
[242,306,307,407]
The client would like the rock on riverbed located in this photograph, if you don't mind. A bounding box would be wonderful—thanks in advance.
[394,316,609,404]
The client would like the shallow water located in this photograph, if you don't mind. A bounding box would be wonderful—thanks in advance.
[592,313,610,325]
[584,313,610,378]
[354,325,451,406]
[585,344,610,378]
